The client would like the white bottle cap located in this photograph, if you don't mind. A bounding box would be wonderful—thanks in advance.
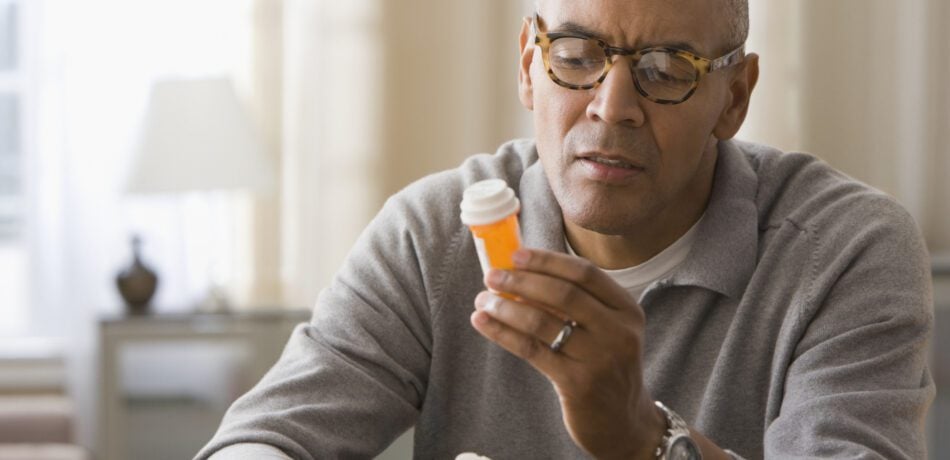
[460,179,520,226]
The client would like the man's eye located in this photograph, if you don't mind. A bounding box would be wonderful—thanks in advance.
[642,68,688,84]
[552,55,602,70]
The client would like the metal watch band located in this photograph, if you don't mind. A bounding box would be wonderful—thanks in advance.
[654,400,700,460]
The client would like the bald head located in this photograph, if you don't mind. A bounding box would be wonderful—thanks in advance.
[535,0,749,51]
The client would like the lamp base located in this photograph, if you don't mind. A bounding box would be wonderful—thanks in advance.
[116,235,158,314]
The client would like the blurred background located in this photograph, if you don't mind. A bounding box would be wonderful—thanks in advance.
[0,0,947,459]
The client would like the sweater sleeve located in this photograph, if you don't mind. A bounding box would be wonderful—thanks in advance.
[208,443,293,459]
[763,196,935,458]
[194,191,447,459]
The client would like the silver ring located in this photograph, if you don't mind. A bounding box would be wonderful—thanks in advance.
[550,320,578,353]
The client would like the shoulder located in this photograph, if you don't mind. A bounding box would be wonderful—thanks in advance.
[381,138,538,231]
[339,139,539,313]
[731,139,930,305]
[358,139,538,278]
[730,139,919,241]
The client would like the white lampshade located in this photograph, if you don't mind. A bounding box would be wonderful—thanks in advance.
[125,77,273,194]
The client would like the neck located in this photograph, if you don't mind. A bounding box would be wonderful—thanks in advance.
[566,211,707,270]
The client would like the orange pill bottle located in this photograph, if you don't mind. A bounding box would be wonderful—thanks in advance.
[460,179,522,275]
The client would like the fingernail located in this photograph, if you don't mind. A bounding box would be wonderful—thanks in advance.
[512,249,530,267]
[471,310,489,326]
[474,291,490,310]
[482,294,499,313]
[486,269,507,287]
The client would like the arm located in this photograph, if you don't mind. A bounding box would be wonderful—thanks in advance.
[764,201,935,458]
[195,195,438,459]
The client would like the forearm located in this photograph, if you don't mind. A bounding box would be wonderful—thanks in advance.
[194,320,422,459]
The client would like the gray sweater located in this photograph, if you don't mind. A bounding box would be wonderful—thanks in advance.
[197,139,935,459]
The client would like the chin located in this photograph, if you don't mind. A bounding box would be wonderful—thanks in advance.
[544,157,656,235]
[565,211,639,236]
[557,190,647,236]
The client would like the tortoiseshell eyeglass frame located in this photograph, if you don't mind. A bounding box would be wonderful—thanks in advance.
[531,13,745,105]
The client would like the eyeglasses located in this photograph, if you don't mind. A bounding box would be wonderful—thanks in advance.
[532,14,745,105]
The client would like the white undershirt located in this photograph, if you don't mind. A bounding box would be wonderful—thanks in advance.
[565,216,703,302]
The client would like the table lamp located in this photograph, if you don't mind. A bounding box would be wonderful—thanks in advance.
[121,77,273,313]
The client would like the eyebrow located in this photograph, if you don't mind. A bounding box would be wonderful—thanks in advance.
[550,20,704,56]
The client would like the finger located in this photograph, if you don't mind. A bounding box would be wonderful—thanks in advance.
[470,309,585,377]
[475,291,589,358]
[484,269,603,325]
[512,248,635,311]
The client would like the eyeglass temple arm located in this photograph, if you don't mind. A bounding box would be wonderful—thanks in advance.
[709,45,745,72]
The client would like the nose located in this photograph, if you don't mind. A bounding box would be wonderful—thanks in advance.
[585,57,646,127]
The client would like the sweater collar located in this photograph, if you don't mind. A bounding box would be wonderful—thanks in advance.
[665,139,758,299]
[518,139,758,300]
[518,147,567,254]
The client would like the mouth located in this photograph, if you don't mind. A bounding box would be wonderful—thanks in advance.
[574,152,645,184]
[578,154,642,169]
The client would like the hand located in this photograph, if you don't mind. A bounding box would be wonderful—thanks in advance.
[470,248,666,460]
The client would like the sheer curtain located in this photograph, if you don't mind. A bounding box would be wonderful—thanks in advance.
[740,0,950,251]
[30,0,255,447]
[279,0,533,308]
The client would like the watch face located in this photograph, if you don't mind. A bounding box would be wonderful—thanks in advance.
[669,435,702,460]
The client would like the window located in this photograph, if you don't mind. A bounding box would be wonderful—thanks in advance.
[0,0,30,336]
[0,0,22,237]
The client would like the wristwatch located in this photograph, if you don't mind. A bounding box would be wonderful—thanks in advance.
[654,401,702,460]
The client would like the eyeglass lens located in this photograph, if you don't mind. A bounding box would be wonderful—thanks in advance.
[548,37,699,100]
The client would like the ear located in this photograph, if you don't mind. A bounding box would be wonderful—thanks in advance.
[713,53,759,140]
[518,16,535,111]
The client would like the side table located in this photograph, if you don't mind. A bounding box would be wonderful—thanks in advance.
[97,309,310,460]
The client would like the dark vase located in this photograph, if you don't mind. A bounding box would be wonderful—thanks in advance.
[116,235,159,314]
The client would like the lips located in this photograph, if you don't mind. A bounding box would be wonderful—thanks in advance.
[582,155,639,169]
[574,152,645,184]
[576,152,645,169]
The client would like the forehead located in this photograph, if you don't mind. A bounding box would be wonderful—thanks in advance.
[538,0,728,55]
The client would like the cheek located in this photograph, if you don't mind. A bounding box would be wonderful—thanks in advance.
[535,90,581,127]
[650,101,717,153]
[647,108,719,185]
[649,77,726,151]
[531,92,592,201]
[531,66,591,147]
[654,120,706,162]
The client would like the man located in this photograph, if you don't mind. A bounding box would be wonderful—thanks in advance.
[197,0,934,458]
